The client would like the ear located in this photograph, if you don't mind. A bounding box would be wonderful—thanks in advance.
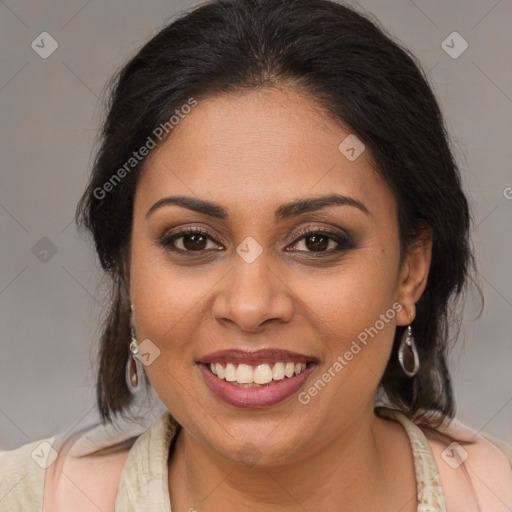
[396,223,433,326]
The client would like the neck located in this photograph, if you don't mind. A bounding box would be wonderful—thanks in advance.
[168,407,417,512]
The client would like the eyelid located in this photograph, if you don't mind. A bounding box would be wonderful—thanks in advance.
[287,224,350,244]
[160,224,227,247]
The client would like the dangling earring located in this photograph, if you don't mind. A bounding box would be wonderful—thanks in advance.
[126,305,143,393]
[398,316,419,377]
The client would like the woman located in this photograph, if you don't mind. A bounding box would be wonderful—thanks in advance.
[1,0,511,510]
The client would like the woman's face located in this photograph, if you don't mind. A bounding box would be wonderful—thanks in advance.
[128,85,428,466]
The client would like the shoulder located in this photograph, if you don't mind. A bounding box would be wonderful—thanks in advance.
[0,436,54,511]
[0,423,140,512]
[43,424,137,512]
[424,417,512,512]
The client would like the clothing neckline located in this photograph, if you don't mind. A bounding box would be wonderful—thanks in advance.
[114,407,446,511]
[377,407,447,511]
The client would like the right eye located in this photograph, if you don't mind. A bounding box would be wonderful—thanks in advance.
[158,227,224,253]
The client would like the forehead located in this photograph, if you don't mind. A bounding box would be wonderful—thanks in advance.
[136,86,396,222]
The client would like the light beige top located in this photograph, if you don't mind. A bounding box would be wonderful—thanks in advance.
[1,407,511,511]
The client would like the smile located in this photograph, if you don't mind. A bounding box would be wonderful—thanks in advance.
[196,348,318,408]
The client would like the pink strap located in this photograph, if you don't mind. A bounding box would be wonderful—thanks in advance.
[43,431,133,512]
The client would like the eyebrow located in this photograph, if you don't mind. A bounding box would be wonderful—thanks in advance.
[145,193,371,221]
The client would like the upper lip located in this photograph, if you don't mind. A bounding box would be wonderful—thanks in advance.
[197,348,318,365]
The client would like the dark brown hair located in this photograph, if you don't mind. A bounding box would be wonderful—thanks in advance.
[76,0,477,428]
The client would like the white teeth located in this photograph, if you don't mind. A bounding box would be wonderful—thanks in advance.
[236,364,254,384]
[253,364,273,384]
[284,362,295,378]
[215,363,225,379]
[208,361,309,385]
[272,362,285,380]
[224,363,237,381]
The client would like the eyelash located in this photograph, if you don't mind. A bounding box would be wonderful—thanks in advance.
[156,226,353,255]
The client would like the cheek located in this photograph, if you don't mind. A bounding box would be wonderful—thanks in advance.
[128,243,208,410]
[128,232,214,342]
[293,244,399,325]
[289,247,400,382]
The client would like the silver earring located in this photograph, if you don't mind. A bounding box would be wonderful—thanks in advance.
[130,328,139,356]
[126,307,144,393]
[398,324,419,377]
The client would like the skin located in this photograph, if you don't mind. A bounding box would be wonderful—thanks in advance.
[127,84,433,511]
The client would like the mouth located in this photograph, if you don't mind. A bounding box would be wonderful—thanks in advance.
[196,349,318,407]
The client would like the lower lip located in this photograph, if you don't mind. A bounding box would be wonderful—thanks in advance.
[198,363,316,408]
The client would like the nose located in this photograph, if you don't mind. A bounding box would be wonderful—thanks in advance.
[211,253,294,333]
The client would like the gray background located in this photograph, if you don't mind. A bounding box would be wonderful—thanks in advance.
[1,0,511,450]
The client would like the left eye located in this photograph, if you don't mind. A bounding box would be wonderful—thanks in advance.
[286,230,349,253]
[292,233,338,252]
